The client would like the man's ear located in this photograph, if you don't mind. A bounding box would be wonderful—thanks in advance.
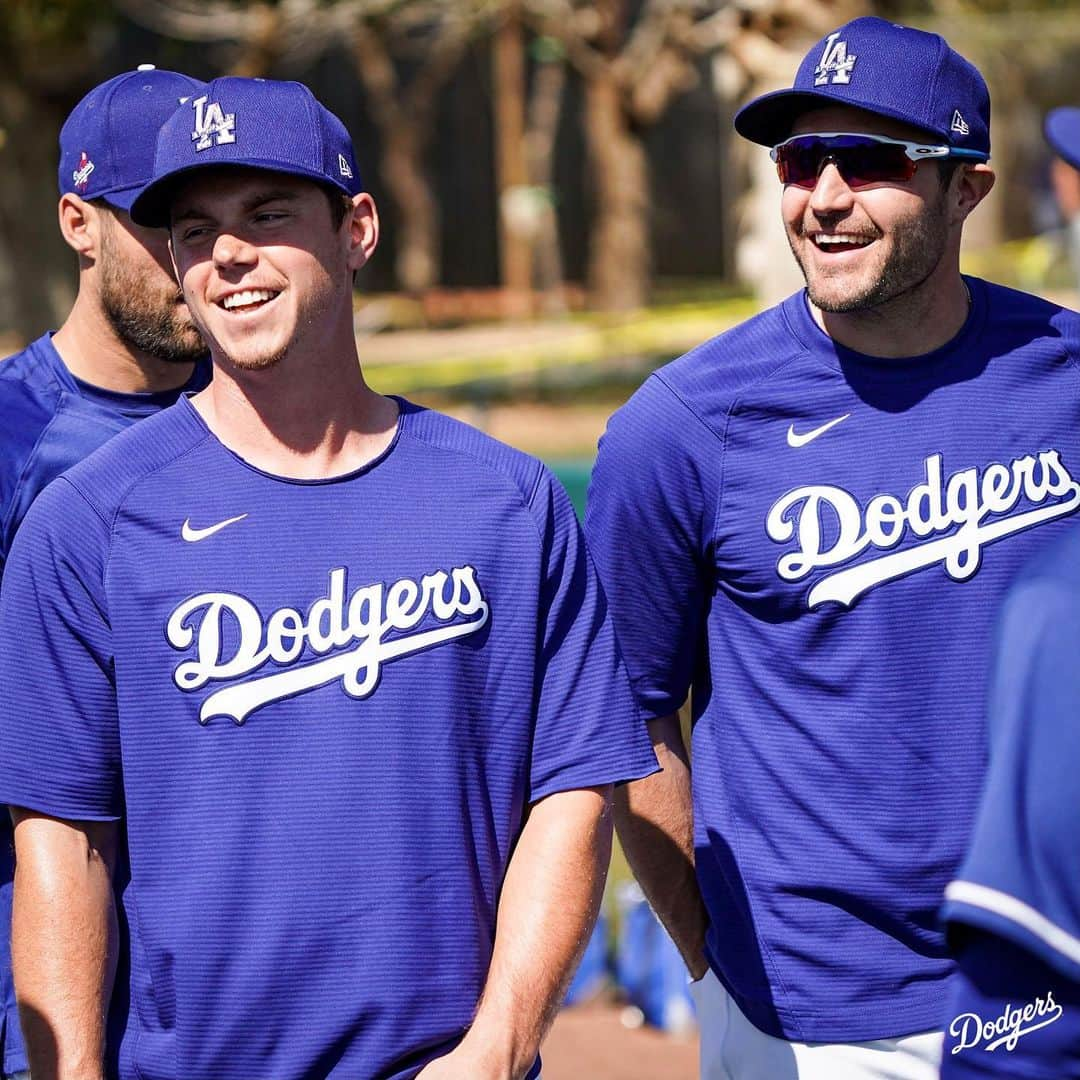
[345,192,379,272]
[952,162,995,224]
[57,193,102,261]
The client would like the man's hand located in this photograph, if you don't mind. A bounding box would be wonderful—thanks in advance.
[10,808,119,1080]
[413,1038,515,1080]
[427,785,613,1080]
[614,713,709,979]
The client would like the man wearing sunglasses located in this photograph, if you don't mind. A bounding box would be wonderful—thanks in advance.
[586,15,1080,1079]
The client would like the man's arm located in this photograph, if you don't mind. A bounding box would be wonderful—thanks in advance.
[416,785,613,1080]
[10,808,119,1080]
[614,712,709,979]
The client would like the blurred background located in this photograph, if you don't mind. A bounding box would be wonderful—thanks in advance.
[5,0,1080,1074]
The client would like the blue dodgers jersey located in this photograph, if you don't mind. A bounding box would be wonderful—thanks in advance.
[940,934,1080,1078]
[585,277,1080,1043]
[943,525,1080,983]
[0,334,209,1076]
[0,396,657,1080]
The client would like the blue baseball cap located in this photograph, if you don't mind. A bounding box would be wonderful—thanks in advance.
[59,66,206,211]
[735,17,990,159]
[1046,107,1080,172]
[130,77,363,227]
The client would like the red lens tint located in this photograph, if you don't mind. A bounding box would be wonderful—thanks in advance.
[774,135,918,189]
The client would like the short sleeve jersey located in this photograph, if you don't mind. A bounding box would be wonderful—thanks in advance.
[585,277,1080,1042]
[939,527,1080,1076]
[942,524,1080,978]
[0,333,210,1076]
[0,395,657,1080]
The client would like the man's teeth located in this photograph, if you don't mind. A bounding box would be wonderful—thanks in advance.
[222,289,276,310]
[815,234,872,248]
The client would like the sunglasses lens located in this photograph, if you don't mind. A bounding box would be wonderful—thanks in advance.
[775,136,916,188]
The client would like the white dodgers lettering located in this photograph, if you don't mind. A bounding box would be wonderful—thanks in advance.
[167,565,489,724]
[766,450,1080,608]
[949,991,1062,1054]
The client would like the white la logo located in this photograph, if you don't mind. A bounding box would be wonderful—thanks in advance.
[191,94,236,152]
[814,32,857,85]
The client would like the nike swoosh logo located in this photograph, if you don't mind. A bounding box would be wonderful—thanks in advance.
[787,413,850,448]
[182,514,249,543]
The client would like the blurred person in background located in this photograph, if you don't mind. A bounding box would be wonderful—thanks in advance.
[1045,106,1080,289]
[0,66,210,1080]
[939,527,1080,1078]
[586,16,1080,1080]
[0,76,657,1080]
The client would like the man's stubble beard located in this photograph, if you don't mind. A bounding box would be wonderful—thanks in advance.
[99,231,206,366]
[790,187,951,315]
[220,266,342,374]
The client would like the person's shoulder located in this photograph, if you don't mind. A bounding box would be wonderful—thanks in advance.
[0,337,65,507]
[59,400,210,520]
[1010,522,1080,599]
[0,333,65,389]
[614,295,809,441]
[974,277,1080,355]
[396,398,548,509]
[0,334,64,420]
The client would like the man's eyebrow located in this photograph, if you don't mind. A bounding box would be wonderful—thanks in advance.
[171,189,302,226]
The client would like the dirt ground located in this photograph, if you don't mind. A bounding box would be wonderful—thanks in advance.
[542,1002,698,1080]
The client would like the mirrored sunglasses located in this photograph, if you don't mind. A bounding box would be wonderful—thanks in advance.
[770,132,985,189]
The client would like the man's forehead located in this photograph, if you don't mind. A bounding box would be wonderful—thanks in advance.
[170,168,318,219]
[790,105,938,144]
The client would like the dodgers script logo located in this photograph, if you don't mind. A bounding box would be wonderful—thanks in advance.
[814,32,857,85]
[166,565,489,724]
[191,94,236,151]
[767,450,1080,608]
[72,151,95,190]
[950,991,1062,1054]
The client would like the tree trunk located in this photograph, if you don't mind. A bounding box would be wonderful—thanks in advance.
[381,124,440,295]
[585,69,649,312]
[351,26,440,295]
[493,4,532,316]
[0,83,75,342]
[526,47,568,313]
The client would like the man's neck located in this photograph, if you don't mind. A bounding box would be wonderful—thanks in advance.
[52,291,196,394]
[191,346,399,481]
[812,271,972,359]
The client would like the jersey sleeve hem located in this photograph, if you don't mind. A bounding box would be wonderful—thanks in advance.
[943,880,1080,983]
[528,754,661,806]
[0,790,122,824]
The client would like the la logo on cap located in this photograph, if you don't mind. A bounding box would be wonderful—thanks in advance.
[191,94,236,152]
[815,32,857,86]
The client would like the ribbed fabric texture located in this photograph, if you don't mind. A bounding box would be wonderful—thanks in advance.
[0,395,657,1079]
[0,334,209,1076]
[586,277,1080,1042]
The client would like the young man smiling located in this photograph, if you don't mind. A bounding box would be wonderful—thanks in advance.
[585,16,1080,1079]
[0,77,657,1080]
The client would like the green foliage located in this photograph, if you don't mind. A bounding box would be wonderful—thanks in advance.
[0,0,115,50]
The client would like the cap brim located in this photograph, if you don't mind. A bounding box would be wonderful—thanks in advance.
[131,160,356,228]
[96,184,143,213]
[734,88,948,148]
[1046,108,1080,172]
